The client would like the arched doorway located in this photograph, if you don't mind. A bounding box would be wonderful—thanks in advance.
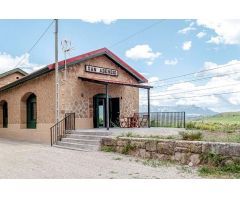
[93,94,120,128]
[2,101,8,128]
[26,93,37,129]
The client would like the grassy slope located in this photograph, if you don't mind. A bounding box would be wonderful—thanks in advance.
[197,112,240,124]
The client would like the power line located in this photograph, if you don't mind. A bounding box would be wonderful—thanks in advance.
[148,90,240,101]
[149,61,240,83]
[13,20,54,69]
[143,82,240,98]
[108,20,164,48]
[152,70,240,89]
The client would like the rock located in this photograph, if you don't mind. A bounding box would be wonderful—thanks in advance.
[174,152,189,164]
[189,143,202,154]
[131,140,146,149]
[102,138,116,146]
[175,147,189,153]
[188,162,193,167]
[189,154,200,166]
[139,149,147,158]
[152,153,171,160]
[117,139,128,146]
[146,141,157,152]
[116,146,124,153]
[224,159,234,166]
[157,141,175,155]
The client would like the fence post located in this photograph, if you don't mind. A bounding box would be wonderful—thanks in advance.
[183,112,186,128]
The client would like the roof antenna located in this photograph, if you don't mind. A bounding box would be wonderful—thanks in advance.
[61,39,73,80]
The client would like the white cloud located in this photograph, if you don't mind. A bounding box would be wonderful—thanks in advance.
[178,27,196,34]
[196,31,206,38]
[164,58,178,65]
[182,41,192,51]
[197,19,240,44]
[0,52,44,74]
[81,19,116,24]
[125,44,161,65]
[140,59,240,112]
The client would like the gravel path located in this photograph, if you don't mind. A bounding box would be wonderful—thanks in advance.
[0,138,200,179]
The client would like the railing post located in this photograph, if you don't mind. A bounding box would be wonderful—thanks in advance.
[183,112,186,128]
[147,88,150,128]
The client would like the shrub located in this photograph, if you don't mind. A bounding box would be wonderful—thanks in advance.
[179,130,203,141]
[121,143,136,154]
[101,146,115,152]
[199,152,240,178]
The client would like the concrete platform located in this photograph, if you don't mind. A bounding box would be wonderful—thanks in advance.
[75,127,184,137]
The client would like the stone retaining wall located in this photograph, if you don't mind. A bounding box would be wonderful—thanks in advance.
[101,137,240,166]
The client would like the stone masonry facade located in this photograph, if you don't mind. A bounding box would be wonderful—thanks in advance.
[101,137,240,166]
[59,55,139,128]
[0,54,141,143]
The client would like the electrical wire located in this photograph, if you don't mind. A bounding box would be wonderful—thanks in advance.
[108,20,164,48]
[149,90,240,101]
[12,20,54,69]
[142,82,240,98]
[149,61,240,83]
[152,70,240,89]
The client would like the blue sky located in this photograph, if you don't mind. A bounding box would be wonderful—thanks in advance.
[1,19,240,112]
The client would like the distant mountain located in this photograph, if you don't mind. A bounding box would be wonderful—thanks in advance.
[139,105,218,119]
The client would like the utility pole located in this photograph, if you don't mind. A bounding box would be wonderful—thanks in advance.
[55,19,60,123]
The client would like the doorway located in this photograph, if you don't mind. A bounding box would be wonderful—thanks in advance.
[27,94,37,129]
[2,102,8,128]
[93,94,120,128]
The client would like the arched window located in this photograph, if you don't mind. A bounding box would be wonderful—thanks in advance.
[26,94,37,129]
[0,100,8,128]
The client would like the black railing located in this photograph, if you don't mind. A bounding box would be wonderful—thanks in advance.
[50,113,75,146]
[139,112,185,128]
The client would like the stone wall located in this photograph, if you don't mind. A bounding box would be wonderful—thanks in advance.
[101,137,240,166]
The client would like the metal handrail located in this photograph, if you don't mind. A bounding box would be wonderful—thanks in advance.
[50,113,75,146]
[138,111,185,128]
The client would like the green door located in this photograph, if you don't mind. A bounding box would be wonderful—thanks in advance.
[2,102,8,128]
[27,94,37,129]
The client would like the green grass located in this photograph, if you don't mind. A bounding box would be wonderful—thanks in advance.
[121,143,136,154]
[201,112,240,124]
[187,112,240,133]
[198,152,240,178]
[101,146,115,152]
[120,130,240,143]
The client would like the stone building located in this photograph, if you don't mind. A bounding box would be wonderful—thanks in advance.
[0,48,151,144]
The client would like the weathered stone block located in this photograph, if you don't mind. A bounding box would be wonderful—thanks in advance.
[189,143,202,154]
[101,138,116,146]
[175,146,189,153]
[138,149,147,158]
[189,154,201,166]
[130,140,146,149]
[116,146,124,153]
[146,140,157,151]
[117,139,128,146]
[152,152,171,160]
[174,152,189,164]
[157,141,175,155]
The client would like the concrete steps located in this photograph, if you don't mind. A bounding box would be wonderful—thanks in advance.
[53,129,110,151]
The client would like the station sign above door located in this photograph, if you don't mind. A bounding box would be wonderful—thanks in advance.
[85,65,118,76]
